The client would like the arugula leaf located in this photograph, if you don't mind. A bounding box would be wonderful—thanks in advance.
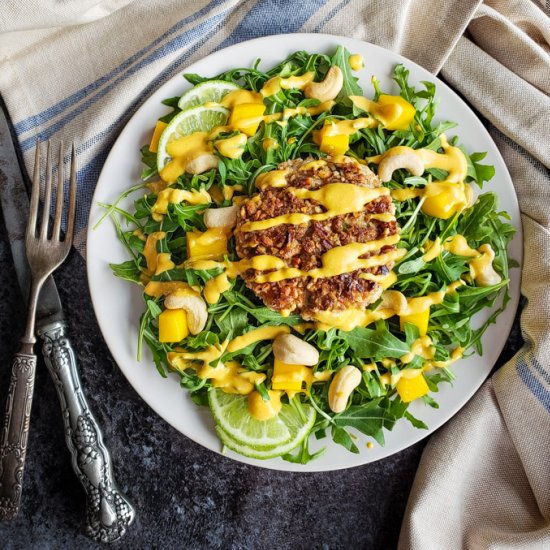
[404,411,428,430]
[331,45,362,103]
[398,255,426,275]
[393,64,415,103]
[461,148,496,187]
[215,308,249,340]
[334,402,388,445]
[159,96,182,124]
[331,425,359,454]
[340,324,409,360]
[146,298,162,320]
[283,437,326,464]
[140,145,158,180]
[110,260,142,283]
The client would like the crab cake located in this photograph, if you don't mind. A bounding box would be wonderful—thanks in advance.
[235,156,398,319]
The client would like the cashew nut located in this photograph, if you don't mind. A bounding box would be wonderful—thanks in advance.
[328,365,362,413]
[380,290,408,315]
[164,292,208,334]
[304,66,343,102]
[470,244,502,287]
[185,153,219,174]
[203,205,238,229]
[377,152,424,182]
[272,333,319,366]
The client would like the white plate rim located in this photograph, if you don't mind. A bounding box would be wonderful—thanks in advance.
[86,33,523,472]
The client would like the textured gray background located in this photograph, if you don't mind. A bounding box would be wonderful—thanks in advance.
[0,128,523,549]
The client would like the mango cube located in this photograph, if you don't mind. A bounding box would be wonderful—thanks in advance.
[400,308,430,336]
[377,95,416,130]
[272,359,311,391]
[422,191,461,219]
[158,309,189,343]
[320,133,349,156]
[230,103,266,136]
[187,227,228,260]
[149,120,168,153]
[396,374,430,403]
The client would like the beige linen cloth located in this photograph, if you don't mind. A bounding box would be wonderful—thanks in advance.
[0,1,548,548]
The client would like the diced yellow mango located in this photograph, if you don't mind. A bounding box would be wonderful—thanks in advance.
[149,120,168,153]
[158,309,189,343]
[271,359,311,391]
[421,191,461,219]
[396,374,430,403]
[400,308,430,336]
[377,94,416,130]
[319,133,349,156]
[186,227,228,260]
[229,103,266,136]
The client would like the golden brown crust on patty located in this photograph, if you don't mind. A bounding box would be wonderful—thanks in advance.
[235,156,397,319]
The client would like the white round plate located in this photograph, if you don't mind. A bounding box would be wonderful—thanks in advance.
[87,34,522,472]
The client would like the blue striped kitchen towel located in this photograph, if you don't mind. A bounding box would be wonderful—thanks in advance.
[0,1,548,548]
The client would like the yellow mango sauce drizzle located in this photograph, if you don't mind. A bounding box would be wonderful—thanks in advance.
[369,134,473,220]
[237,181,392,232]
[167,326,289,395]
[187,236,405,301]
[422,235,502,287]
[159,81,333,183]
[165,325,464,397]
[310,280,463,331]
[140,70,504,402]
[151,188,211,222]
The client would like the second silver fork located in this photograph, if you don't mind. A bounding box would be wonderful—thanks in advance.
[0,141,76,520]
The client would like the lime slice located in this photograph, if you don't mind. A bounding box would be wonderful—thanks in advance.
[208,389,292,447]
[156,104,230,173]
[209,389,316,459]
[177,80,239,111]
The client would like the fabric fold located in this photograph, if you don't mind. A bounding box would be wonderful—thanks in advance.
[399,381,549,550]
[396,0,483,73]
[399,1,550,547]
[0,0,136,33]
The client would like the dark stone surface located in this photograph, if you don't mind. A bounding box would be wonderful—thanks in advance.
[0,136,524,549]
[0,227,427,549]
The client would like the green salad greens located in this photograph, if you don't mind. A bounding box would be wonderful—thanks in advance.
[102,46,516,463]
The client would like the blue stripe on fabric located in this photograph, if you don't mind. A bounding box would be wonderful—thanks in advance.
[14,0,227,135]
[19,9,231,152]
[531,356,550,386]
[312,0,353,33]
[216,0,328,48]
[75,0,331,234]
[516,354,550,414]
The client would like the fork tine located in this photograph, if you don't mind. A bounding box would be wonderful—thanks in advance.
[51,141,64,241]
[64,143,77,245]
[39,141,53,240]
[27,144,41,240]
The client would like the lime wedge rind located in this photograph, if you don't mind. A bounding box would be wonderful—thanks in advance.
[156,104,229,174]
[177,80,239,111]
[209,388,316,459]
[215,403,316,459]
[208,390,292,448]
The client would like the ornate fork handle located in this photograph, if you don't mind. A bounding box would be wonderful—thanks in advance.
[38,321,135,542]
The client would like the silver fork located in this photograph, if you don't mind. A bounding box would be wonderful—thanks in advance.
[0,141,76,519]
